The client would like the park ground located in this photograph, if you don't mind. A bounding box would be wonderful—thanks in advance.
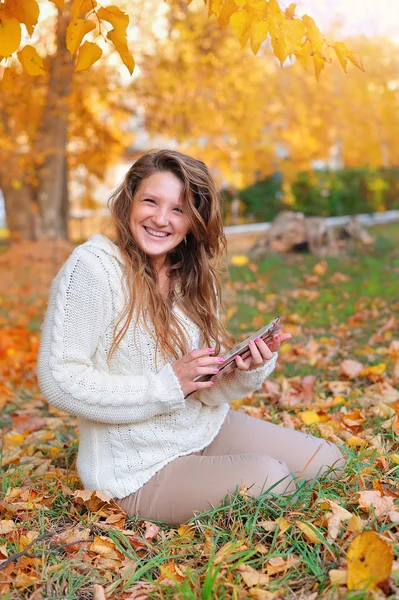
[0,223,398,599]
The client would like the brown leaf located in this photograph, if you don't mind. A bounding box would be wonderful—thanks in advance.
[89,535,123,561]
[11,410,46,433]
[357,490,395,517]
[267,555,299,576]
[143,521,161,541]
[340,359,363,379]
[329,569,348,585]
[236,563,269,587]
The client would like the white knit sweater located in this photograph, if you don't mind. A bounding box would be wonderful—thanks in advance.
[37,234,278,499]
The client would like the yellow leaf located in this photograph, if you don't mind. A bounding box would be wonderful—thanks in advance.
[360,363,386,377]
[66,18,96,56]
[229,10,250,44]
[0,17,21,56]
[347,51,365,72]
[1,67,18,92]
[208,0,222,17]
[296,521,322,544]
[71,0,96,20]
[347,531,393,590]
[213,539,245,565]
[50,0,65,9]
[333,42,348,72]
[106,29,134,74]
[346,515,364,534]
[313,51,325,80]
[218,1,237,28]
[271,34,288,66]
[346,436,366,448]
[75,40,102,71]
[4,0,39,36]
[17,45,44,75]
[177,524,195,539]
[97,5,129,44]
[295,39,312,70]
[302,14,324,52]
[231,254,248,266]
[285,3,296,19]
[300,411,321,425]
[390,453,399,465]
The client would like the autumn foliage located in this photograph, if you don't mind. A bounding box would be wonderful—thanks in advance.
[0,0,364,81]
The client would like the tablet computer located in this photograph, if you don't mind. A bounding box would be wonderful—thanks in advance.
[192,315,281,384]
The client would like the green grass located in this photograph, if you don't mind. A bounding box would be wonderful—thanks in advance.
[1,222,399,599]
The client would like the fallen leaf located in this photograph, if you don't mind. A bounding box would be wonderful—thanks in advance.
[296,521,322,544]
[236,563,269,587]
[143,521,161,541]
[299,411,321,425]
[329,569,348,585]
[267,555,299,576]
[340,359,363,379]
[357,490,395,517]
[347,531,393,590]
[346,515,364,533]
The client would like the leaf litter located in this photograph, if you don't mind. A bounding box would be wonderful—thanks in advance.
[1,228,399,598]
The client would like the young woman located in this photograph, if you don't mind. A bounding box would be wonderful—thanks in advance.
[37,149,344,526]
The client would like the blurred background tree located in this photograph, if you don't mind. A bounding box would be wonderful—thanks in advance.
[1,0,397,241]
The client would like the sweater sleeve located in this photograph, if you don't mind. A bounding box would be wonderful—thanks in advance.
[37,248,185,424]
[191,352,278,407]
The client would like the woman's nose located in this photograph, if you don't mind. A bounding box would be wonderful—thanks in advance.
[153,209,169,226]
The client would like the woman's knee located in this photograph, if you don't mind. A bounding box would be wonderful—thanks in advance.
[245,455,295,497]
[302,438,346,480]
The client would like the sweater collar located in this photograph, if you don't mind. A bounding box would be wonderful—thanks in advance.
[85,234,126,265]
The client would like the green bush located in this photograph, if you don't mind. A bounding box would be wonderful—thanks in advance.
[238,166,399,221]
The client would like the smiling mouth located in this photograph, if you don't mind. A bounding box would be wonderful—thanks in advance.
[143,226,171,239]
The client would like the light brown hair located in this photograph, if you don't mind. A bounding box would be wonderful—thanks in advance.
[106,149,235,367]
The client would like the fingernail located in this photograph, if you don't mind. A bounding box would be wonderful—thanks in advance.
[214,368,219,373]
[255,337,260,342]
[218,358,224,363]
[235,356,239,361]
[274,335,279,340]
[208,348,214,353]
[210,381,214,386]
[249,340,254,345]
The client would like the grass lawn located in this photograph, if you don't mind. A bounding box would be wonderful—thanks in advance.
[0,223,398,599]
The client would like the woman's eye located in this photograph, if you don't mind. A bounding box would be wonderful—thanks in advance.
[174,208,184,213]
[144,198,155,204]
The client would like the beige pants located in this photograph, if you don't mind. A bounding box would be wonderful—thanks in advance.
[115,410,345,526]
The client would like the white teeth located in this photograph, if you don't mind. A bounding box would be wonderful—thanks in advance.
[145,227,169,238]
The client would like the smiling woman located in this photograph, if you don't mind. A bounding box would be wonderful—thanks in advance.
[129,171,190,278]
[37,149,345,526]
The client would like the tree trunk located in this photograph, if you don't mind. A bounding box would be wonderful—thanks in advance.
[34,5,74,240]
[2,183,39,242]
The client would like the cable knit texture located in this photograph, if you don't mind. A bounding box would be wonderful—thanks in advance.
[37,234,278,499]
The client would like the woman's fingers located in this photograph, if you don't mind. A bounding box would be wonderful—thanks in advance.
[267,332,292,353]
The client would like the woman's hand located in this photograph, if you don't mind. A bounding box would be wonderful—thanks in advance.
[234,332,292,372]
[171,348,224,397]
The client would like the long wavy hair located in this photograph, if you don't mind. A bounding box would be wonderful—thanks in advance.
[106,149,235,367]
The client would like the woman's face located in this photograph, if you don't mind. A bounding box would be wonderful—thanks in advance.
[129,171,190,269]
